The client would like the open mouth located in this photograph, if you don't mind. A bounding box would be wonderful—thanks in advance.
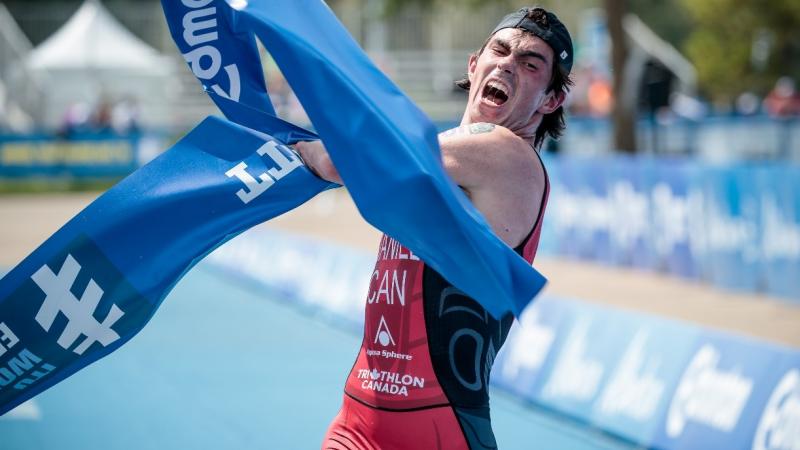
[481,81,509,106]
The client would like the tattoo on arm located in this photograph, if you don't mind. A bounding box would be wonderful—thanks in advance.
[439,122,496,137]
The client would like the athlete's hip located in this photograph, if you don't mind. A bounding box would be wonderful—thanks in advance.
[322,394,470,450]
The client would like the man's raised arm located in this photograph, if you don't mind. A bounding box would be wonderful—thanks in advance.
[295,123,545,248]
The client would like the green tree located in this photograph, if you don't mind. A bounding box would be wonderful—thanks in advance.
[680,0,800,102]
[384,0,514,14]
[629,0,692,50]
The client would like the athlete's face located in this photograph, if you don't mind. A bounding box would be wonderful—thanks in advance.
[465,28,565,138]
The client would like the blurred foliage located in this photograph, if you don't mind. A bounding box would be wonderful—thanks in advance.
[385,0,800,103]
[382,0,588,21]
[384,0,691,46]
[384,0,510,15]
[629,0,692,50]
[382,0,580,18]
[679,0,800,101]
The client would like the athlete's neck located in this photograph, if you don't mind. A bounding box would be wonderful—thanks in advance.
[459,111,538,146]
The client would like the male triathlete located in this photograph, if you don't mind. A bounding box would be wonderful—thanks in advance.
[297,6,574,449]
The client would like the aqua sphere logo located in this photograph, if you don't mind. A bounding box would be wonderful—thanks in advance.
[374,316,395,347]
[753,369,800,450]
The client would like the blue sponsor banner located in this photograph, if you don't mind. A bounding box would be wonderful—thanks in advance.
[0,133,139,178]
[648,158,700,278]
[522,299,702,444]
[607,155,652,268]
[160,0,274,115]
[750,353,800,450]
[548,157,605,259]
[492,293,800,448]
[703,164,763,292]
[0,116,330,415]
[0,235,150,394]
[492,296,573,398]
[587,315,700,444]
[546,156,800,301]
[759,165,800,301]
[652,333,799,450]
[531,300,631,420]
[583,158,614,264]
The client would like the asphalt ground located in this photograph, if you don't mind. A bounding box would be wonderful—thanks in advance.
[0,264,633,450]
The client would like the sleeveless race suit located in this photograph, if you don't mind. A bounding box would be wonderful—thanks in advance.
[323,151,550,450]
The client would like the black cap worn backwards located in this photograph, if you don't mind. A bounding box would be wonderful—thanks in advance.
[491,7,574,74]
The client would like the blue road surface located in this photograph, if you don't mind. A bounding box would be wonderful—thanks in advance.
[0,264,634,450]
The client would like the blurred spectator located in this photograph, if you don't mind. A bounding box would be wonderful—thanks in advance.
[670,92,708,120]
[60,96,141,137]
[92,97,113,132]
[111,96,140,135]
[565,65,613,118]
[735,91,761,116]
[587,74,613,117]
[763,76,800,117]
[59,101,91,137]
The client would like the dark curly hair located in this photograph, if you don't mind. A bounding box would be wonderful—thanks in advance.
[455,8,574,149]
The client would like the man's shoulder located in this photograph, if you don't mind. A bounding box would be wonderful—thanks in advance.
[437,122,545,247]
[437,122,543,195]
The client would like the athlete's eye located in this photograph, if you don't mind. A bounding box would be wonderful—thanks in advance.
[492,46,509,56]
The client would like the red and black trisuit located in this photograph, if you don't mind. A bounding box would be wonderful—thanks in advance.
[324,154,549,450]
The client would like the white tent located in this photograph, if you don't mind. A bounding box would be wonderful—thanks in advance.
[28,0,168,73]
[26,0,176,129]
